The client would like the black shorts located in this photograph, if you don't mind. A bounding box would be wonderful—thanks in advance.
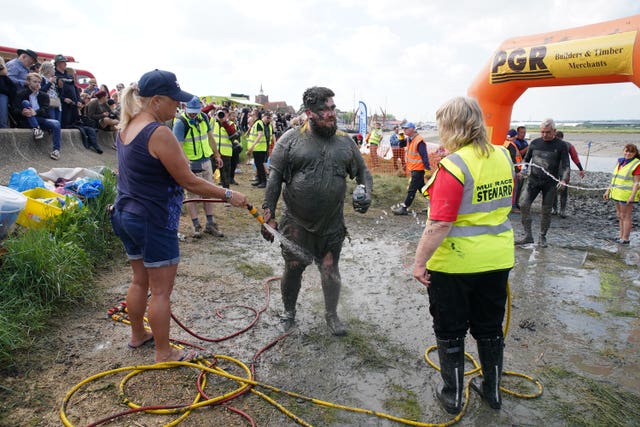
[279,215,346,266]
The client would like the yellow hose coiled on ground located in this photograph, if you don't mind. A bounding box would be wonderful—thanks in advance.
[61,282,542,426]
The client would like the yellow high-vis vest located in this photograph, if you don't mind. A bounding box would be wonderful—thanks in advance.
[248,119,267,152]
[177,113,213,160]
[426,144,515,273]
[212,121,233,157]
[610,158,640,202]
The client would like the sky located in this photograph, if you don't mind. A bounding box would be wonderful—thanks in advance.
[2,0,639,123]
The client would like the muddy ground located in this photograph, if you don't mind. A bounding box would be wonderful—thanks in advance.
[1,133,639,426]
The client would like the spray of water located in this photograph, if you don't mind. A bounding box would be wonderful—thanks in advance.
[262,222,315,264]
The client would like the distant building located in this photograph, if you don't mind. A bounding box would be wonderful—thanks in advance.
[255,84,295,115]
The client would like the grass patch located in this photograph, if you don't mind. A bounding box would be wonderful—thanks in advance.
[236,261,274,280]
[541,366,640,425]
[576,307,601,318]
[606,309,637,317]
[0,172,119,370]
[383,383,422,421]
[358,174,409,211]
[558,126,640,133]
[303,318,410,371]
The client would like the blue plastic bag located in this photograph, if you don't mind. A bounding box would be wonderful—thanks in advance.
[65,178,104,199]
[8,168,45,192]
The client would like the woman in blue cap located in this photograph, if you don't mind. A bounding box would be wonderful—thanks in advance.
[110,70,250,363]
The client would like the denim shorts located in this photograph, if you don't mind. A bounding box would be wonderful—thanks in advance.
[110,209,180,267]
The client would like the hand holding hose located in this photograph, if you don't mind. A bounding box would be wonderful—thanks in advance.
[227,189,248,208]
[258,206,277,243]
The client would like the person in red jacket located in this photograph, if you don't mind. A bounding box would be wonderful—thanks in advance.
[553,131,585,218]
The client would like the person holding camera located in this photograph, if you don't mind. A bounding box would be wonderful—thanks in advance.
[212,107,243,188]
[173,96,224,238]
[86,90,119,131]
[227,109,242,185]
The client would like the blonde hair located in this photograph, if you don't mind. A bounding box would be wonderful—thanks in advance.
[26,72,41,82]
[436,96,493,157]
[40,61,54,76]
[117,85,154,129]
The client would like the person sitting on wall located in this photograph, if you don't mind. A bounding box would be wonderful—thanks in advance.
[13,72,62,160]
[86,90,120,131]
[0,56,17,128]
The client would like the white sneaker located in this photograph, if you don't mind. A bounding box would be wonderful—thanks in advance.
[50,149,60,160]
[33,128,44,140]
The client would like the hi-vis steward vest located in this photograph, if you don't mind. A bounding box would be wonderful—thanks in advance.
[503,139,523,171]
[406,134,427,171]
[369,128,382,145]
[426,144,515,274]
[248,119,267,152]
[177,113,213,160]
[609,157,640,202]
[212,120,233,157]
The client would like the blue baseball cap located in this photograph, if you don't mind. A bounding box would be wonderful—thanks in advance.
[185,96,202,113]
[138,69,193,102]
[507,129,517,137]
[402,122,416,129]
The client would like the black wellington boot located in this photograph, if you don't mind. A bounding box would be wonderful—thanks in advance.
[280,264,303,332]
[470,336,504,409]
[436,338,465,414]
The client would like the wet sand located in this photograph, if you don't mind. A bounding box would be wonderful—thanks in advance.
[421,130,638,173]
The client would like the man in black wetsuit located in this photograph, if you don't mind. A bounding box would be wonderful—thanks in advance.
[261,86,373,336]
[515,118,569,247]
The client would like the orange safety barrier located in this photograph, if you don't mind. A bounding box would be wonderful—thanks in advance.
[468,14,640,145]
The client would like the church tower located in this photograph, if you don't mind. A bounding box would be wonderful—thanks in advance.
[255,84,269,105]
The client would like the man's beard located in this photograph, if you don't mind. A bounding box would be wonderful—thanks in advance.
[309,116,337,139]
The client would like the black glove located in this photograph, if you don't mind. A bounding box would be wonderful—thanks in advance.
[261,222,277,243]
[352,185,371,214]
[354,197,371,213]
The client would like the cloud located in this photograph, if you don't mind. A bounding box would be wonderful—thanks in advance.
[1,0,639,121]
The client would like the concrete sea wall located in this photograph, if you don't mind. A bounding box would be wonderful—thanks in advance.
[0,129,117,185]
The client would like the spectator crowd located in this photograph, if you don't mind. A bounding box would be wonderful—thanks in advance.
[0,48,297,163]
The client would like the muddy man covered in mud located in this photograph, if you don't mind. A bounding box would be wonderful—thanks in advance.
[261,86,373,336]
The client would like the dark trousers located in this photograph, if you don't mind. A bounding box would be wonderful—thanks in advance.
[72,125,100,152]
[514,174,524,208]
[403,170,426,207]
[253,151,267,184]
[427,269,509,340]
[553,171,571,212]
[520,178,557,236]
[230,149,240,182]
[219,155,232,188]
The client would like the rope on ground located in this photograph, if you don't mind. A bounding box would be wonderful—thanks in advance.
[518,161,613,191]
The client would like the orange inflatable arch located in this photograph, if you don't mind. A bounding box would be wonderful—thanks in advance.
[468,14,640,145]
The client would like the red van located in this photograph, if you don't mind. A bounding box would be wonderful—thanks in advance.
[0,45,96,89]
